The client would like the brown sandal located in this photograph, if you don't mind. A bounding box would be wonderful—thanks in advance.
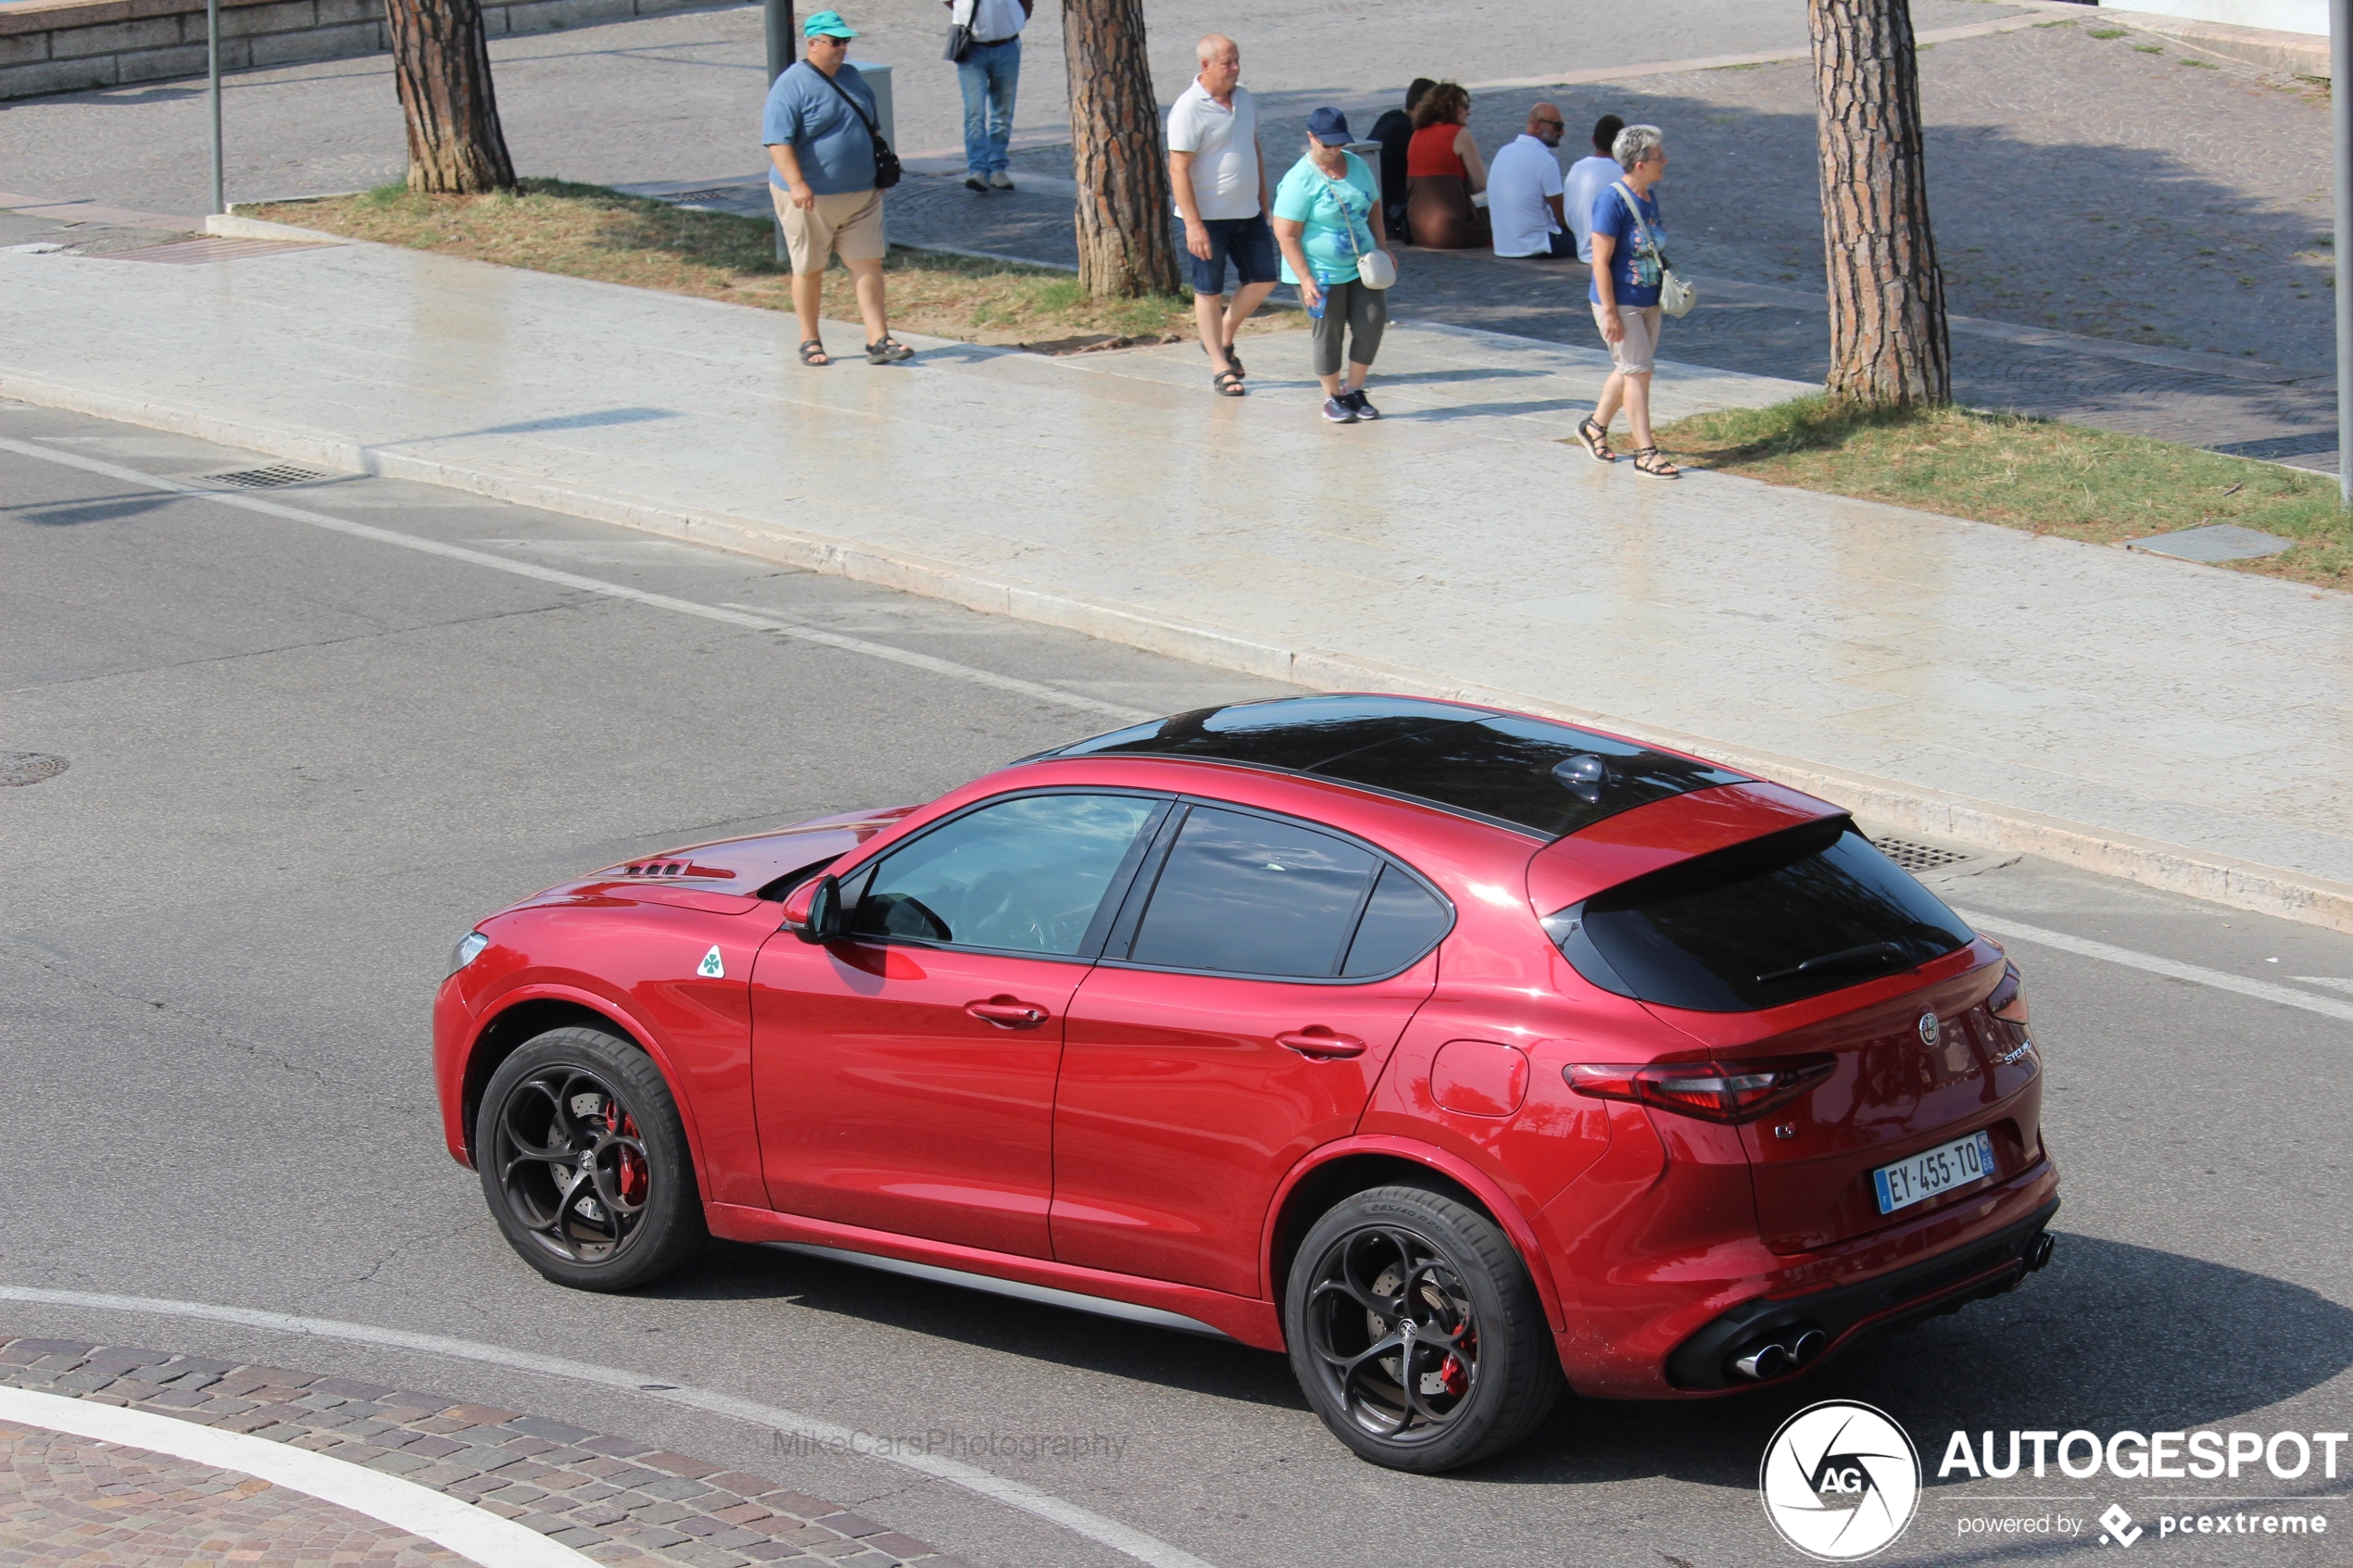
[1577,416,1617,462]
[1632,446,1681,479]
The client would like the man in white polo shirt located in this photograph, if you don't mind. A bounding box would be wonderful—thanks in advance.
[1167,32,1276,396]
[1489,103,1571,259]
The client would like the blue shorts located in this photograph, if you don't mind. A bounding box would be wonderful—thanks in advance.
[1185,212,1279,295]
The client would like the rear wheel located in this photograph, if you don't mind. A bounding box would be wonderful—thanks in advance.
[1285,1184,1561,1472]
[474,1026,706,1291]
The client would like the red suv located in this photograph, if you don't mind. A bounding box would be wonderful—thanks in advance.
[434,696,2057,1471]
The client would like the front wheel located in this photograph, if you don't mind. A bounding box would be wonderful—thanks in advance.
[474,1026,706,1291]
[1285,1184,1561,1472]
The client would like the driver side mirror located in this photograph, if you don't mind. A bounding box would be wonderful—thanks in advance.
[784,874,843,944]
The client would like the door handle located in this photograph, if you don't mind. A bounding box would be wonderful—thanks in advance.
[966,995,1050,1029]
[1277,1028,1366,1060]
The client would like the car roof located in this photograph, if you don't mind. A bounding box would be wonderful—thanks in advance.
[1019,694,1751,840]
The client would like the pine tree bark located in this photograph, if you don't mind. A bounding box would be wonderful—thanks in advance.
[1808,0,1948,406]
[384,0,516,194]
[1062,0,1181,297]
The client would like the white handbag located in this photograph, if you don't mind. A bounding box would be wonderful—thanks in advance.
[1615,182,1694,318]
[1337,171,1395,289]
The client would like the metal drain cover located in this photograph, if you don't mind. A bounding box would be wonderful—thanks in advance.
[199,463,333,489]
[0,752,69,787]
[1871,835,1975,873]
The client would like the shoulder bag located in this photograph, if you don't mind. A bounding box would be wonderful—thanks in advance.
[816,67,902,190]
[1614,182,1693,317]
[943,0,974,62]
[1335,166,1396,289]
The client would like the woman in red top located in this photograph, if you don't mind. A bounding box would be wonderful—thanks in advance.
[1403,82,1489,249]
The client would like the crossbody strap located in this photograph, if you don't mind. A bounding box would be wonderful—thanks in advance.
[814,65,878,137]
[1613,181,1667,266]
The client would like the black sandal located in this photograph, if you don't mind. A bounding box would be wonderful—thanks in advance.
[1213,369,1246,396]
[866,335,914,364]
[1632,446,1681,479]
[799,339,830,367]
[1225,344,1244,378]
[1577,416,1616,462]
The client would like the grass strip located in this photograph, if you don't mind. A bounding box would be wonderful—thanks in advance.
[1651,396,2351,591]
[245,179,1296,353]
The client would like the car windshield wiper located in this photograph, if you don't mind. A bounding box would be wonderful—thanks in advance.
[1755,940,1906,988]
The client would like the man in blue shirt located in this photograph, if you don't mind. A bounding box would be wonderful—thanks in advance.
[763,11,911,366]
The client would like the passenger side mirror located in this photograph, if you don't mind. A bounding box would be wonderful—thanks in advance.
[785,874,843,944]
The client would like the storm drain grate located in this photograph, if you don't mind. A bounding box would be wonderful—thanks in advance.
[1872,835,1974,872]
[199,463,333,489]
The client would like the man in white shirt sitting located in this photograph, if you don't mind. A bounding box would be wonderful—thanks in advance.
[1489,103,1571,259]
[1562,112,1626,265]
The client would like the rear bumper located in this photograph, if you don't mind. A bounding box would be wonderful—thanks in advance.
[1665,1195,2061,1391]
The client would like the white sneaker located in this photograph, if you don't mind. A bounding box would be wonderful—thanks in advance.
[988,170,1015,190]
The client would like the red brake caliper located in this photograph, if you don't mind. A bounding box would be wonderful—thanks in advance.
[1440,1327,1473,1397]
[614,1109,648,1203]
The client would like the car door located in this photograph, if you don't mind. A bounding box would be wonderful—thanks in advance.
[1051,801,1453,1298]
[750,790,1169,1259]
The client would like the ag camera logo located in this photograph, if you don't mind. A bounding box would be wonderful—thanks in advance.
[1760,1400,1921,1561]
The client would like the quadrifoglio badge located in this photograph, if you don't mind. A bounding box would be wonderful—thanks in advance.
[1760,1400,1922,1561]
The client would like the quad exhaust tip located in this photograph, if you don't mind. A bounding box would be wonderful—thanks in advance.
[1730,1324,1828,1382]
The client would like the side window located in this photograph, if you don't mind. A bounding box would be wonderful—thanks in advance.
[1340,864,1452,976]
[849,794,1163,957]
[1126,807,1379,978]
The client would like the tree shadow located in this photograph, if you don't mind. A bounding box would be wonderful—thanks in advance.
[6,493,183,526]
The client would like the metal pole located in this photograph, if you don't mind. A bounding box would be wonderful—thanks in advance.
[2335,0,2350,508]
[207,0,223,215]
[764,0,794,265]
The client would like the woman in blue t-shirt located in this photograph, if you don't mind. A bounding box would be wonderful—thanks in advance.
[1270,107,1399,425]
[1579,123,1678,478]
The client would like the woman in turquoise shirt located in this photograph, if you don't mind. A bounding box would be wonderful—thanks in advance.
[1270,107,1398,425]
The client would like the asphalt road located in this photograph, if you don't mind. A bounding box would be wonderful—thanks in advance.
[5,398,2351,1568]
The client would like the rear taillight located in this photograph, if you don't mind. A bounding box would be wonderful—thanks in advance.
[1566,1055,1837,1123]
[1988,961,2030,1026]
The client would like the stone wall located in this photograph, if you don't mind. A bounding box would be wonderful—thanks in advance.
[0,0,722,101]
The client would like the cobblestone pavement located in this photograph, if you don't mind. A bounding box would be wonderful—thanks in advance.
[0,1338,960,1568]
[0,0,2334,465]
[0,1427,464,1567]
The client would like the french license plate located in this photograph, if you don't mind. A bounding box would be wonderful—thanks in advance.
[1872,1131,1997,1215]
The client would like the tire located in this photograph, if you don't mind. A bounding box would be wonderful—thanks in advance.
[474,1026,707,1291]
[1285,1184,1562,1472]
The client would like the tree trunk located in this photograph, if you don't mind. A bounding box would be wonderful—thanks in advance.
[1062,0,1181,297]
[384,0,516,194]
[1808,0,1948,406]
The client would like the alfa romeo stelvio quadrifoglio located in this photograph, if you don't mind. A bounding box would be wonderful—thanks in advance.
[434,695,2058,1470]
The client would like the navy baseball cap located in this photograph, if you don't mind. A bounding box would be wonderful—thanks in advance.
[1307,107,1352,144]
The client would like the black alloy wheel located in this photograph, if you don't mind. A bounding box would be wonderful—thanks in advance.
[1287,1184,1561,1472]
[476,1026,706,1291]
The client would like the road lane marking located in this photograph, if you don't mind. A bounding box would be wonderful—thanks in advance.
[0,1286,1220,1568]
[0,1385,597,1567]
[0,437,1153,723]
[1956,909,2353,1025]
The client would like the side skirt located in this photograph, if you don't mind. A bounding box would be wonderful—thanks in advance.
[770,1244,1232,1339]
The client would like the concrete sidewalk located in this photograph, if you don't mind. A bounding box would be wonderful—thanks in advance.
[5,232,2350,931]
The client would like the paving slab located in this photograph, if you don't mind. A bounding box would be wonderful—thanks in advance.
[3,233,2350,931]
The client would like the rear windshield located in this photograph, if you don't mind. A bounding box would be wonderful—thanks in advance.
[1546,821,1975,1012]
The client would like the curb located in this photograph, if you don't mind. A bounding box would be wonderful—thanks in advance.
[0,1336,962,1566]
[6,368,2350,936]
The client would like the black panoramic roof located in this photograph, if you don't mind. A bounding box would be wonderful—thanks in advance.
[1026,695,1750,840]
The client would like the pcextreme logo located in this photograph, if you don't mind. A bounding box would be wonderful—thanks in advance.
[1760,1400,1922,1562]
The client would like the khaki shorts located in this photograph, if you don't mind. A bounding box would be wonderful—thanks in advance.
[773,184,886,275]
[1593,302,1663,376]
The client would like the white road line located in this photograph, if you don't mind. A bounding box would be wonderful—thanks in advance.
[1955,909,2353,1026]
[0,1385,597,1568]
[0,437,1152,723]
[0,1286,1220,1568]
